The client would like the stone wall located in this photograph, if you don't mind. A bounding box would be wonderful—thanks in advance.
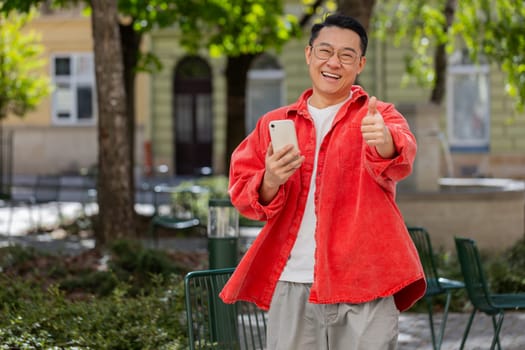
[397,183,525,253]
[397,103,443,193]
[8,126,144,175]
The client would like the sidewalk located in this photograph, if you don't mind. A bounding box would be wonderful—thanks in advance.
[1,200,524,349]
[399,311,525,349]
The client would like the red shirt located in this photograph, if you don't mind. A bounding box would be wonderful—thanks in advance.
[220,86,426,312]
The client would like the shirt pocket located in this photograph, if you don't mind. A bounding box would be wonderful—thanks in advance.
[335,123,363,173]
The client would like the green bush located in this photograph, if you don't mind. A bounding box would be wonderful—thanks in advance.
[59,270,120,297]
[0,275,188,349]
[409,238,525,313]
[173,175,264,228]
[171,175,229,224]
[56,239,190,297]
[108,239,187,289]
[488,238,525,293]
[408,247,469,313]
[0,245,46,271]
[0,239,200,348]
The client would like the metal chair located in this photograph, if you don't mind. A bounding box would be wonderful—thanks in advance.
[148,214,200,247]
[454,237,525,350]
[5,174,62,235]
[184,268,267,350]
[80,174,97,217]
[148,184,201,247]
[407,226,465,350]
[29,174,63,226]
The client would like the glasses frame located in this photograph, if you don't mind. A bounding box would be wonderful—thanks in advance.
[310,44,361,65]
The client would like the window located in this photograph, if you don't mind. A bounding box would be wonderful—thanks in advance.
[51,53,96,125]
[246,54,285,134]
[447,54,490,152]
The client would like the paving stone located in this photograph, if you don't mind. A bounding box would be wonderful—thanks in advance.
[399,312,525,350]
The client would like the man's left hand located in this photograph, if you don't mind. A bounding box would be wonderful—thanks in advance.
[361,96,396,159]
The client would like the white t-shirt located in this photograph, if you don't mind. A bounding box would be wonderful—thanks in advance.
[279,95,351,282]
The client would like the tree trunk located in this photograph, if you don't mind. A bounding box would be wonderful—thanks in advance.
[225,54,257,171]
[91,0,135,245]
[337,0,376,32]
[337,0,376,87]
[430,0,457,105]
[299,0,326,28]
[224,0,330,170]
[119,23,142,195]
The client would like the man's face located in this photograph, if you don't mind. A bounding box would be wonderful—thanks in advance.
[305,26,366,108]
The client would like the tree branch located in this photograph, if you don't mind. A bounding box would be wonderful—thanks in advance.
[299,0,325,28]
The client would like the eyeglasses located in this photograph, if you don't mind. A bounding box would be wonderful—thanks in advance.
[311,44,360,65]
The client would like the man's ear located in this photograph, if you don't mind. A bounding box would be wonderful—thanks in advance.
[357,55,367,75]
[305,45,312,65]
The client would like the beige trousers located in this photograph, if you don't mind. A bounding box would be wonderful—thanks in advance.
[267,281,399,350]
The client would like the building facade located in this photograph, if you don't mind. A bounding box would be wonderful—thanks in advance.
[3,6,148,177]
[5,5,525,182]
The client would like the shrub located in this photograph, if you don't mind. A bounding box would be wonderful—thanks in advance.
[409,238,525,312]
[173,175,264,227]
[488,238,525,293]
[108,239,186,287]
[0,275,188,349]
[0,238,202,348]
[408,248,469,313]
[171,175,229,224]
[0,245,46,271]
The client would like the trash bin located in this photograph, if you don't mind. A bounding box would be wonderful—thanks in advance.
[207,198,239,269]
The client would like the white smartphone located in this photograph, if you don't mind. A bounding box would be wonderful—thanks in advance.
[269,120,299,152]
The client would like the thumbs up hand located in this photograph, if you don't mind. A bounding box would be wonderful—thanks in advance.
[361,96,396,158]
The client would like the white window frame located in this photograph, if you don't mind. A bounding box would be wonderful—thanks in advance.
[246,69,285,134]
[51,53,97,126]
[446,64,490,152]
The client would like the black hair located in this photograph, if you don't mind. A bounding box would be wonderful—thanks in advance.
[309,14,368,56]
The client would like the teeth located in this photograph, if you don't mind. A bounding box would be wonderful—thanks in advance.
[322,72,340,79]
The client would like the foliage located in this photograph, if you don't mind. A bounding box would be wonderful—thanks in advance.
[454,0,525,110]
[374,1,448,89]
[0,238,201,348]
[373,0,525,110]
[172,175,263,228]
[174,0,301,57]
[409,247,470,313]
[0,10,51,119]
[0,0,57,12]
[0,276,187,349]
[170,176,227,225]
[488,238,525,293]
[409,238,525,313]
[0,238,201,297]
[0,244,45,271]
[1,0,303,68]
[107,239,191,294]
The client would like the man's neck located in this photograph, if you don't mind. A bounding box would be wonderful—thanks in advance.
[308,92,353,109]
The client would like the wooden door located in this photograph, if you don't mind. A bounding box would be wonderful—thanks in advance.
[173,56,213,176]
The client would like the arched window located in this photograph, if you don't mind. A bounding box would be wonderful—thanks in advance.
[173,56,213,175]
[447,50,490,152]
[246,54,285,134]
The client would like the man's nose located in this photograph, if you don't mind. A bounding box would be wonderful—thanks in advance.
[326,52,342,67]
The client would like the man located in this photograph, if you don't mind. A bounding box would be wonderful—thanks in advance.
[220,13,426,350]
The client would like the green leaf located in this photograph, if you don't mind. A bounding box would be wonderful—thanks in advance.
[0,10,51,119]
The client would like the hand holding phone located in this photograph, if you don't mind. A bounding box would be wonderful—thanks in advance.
[269,120,299,152]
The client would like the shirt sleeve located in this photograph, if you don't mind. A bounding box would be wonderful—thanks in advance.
[363,101,417,191]
[228,118,288,221]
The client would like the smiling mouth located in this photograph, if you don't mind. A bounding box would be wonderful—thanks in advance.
[322,71,341,79]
